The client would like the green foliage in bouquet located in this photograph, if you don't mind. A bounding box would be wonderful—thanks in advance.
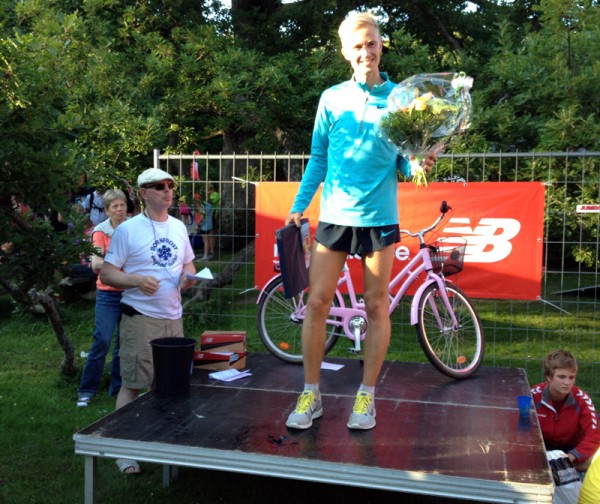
[379,92,461,154]
[378,72,473,187]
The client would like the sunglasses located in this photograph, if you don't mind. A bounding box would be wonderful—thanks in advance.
[143,181,175,191]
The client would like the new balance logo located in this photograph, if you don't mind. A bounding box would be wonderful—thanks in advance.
[443,218,521,263]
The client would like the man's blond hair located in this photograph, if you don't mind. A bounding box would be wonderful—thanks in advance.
[338,12,381,45]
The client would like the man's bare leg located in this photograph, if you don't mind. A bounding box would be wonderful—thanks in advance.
[286,244,346,429]
[347,244,395,430]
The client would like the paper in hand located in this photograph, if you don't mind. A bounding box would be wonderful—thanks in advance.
[186,267,213,281]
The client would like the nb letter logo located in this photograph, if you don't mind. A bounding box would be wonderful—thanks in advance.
[443,218,521,263]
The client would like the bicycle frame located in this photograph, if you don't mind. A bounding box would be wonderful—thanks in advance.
[256,201,484,379]
[257,201,483,377]
[258,245,458,354]
[391,245,458,328]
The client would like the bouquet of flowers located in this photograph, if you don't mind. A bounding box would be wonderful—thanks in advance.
[379,72,473,187]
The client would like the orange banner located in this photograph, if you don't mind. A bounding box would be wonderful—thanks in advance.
[255,182,545,300]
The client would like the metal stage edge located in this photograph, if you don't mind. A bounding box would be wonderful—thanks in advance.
[74,436,553,504]
[73,353,554,504]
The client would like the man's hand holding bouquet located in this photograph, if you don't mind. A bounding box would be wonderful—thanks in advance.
[379,72,473,187]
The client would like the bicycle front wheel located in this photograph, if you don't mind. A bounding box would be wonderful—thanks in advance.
[257,275,341,364]
[415,282,484,379]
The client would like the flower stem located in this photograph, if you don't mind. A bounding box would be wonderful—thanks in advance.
[410,156,428,188]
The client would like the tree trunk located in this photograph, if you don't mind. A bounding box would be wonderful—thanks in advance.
[183,240,255,309]
[28,288,76,376]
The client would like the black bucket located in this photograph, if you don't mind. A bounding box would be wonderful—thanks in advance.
[150,337,196,396]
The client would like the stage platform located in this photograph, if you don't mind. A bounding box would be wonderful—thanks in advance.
[73,353,553,504]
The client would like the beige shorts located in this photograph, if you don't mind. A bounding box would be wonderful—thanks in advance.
[119,313,184,390]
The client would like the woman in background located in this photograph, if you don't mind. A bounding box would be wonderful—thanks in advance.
[76,189,128,406]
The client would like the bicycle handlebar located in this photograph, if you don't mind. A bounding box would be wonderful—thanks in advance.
[399,201,452,242]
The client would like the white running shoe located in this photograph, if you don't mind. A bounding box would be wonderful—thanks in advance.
[286,391,323,429]
[347,391,376,430]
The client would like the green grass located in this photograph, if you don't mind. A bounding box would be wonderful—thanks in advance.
[0,294,466,504]
[0,261,598,503]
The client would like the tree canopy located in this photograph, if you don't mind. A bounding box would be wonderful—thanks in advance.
[1,0,599,370]
[2,0,599,269]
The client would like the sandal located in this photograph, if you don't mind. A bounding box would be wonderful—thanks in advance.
[116,458,141,475]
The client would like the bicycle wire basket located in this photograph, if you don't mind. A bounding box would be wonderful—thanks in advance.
[430,237,467,276]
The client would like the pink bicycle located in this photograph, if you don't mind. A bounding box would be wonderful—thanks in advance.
[256,201,484,379]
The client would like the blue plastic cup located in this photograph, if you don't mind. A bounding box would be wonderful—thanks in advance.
[518,394,532,417]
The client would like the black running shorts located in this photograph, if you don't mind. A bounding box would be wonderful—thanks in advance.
[315,222,400,256]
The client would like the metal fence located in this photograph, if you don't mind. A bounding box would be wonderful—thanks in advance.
[155,150,600,399]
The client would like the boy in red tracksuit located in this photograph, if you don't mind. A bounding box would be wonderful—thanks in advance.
[530,349,600,471]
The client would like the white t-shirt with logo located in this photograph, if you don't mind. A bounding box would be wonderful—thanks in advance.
[105,213,195,319]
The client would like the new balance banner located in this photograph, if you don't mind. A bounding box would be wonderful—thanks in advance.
[255,182,545,300]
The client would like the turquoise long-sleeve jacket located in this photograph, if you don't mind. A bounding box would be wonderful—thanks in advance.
[290,73,409,227]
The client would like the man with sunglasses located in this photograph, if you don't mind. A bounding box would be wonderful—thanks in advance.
[100,167,197,475]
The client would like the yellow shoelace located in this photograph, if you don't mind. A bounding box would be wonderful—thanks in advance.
[295,391,315,413]
[353,392,372,414]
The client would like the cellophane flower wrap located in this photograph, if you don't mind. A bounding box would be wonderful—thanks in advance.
[379,72,473,187]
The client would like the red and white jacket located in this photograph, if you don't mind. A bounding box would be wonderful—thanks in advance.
[531,382,600,463]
